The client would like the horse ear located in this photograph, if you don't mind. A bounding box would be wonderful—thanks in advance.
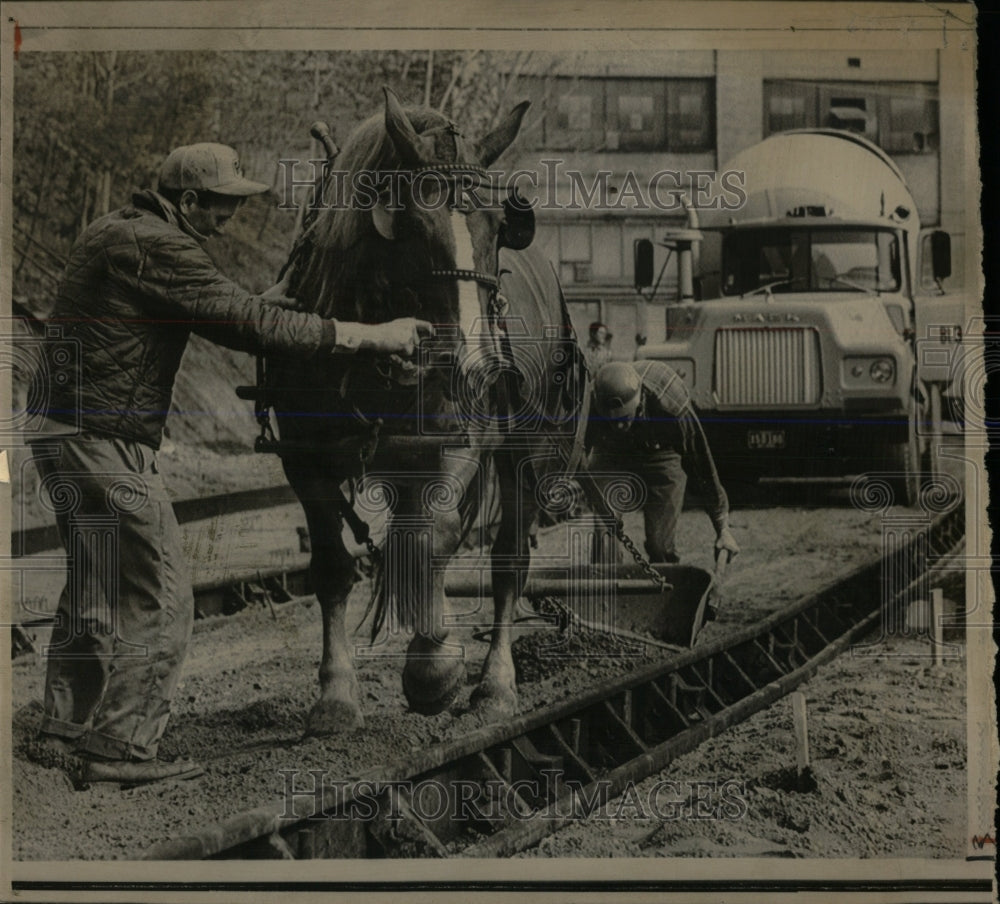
[475,101,531,168]
[384,86,427,168]
[372,200,396,240]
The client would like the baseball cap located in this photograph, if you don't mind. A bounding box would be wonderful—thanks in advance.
[593,362,642,420]
[157,143,269,196]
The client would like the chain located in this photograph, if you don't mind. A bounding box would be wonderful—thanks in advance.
[611,516,668,591]
[576,470,668,593]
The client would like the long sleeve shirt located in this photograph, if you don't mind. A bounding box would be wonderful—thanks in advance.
[586,359,730,532]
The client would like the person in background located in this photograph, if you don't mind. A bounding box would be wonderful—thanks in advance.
[28,143,432,787]
[585,360,740,565]
[584,321,613,372]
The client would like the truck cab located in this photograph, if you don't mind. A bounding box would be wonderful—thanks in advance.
[635,129,964,505]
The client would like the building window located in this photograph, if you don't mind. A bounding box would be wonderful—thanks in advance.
[764,80,938,154]
[667,80,713,150]
[825,95,876,140]
[607,81,660,151]
[883,93,938,153]
[547,81,604,149]
[765,81,814,133]
[529,77,714,152]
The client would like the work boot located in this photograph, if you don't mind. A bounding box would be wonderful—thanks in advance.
[76,754,204,789]
[23,733,79,770]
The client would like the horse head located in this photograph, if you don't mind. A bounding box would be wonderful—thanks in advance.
[293,88,533,434]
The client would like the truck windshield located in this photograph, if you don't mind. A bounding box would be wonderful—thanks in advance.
[722,228,901,296]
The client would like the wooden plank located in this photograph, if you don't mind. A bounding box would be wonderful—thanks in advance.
[791,691,810,771]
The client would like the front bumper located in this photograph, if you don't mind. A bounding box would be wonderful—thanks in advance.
[698,409,910,477]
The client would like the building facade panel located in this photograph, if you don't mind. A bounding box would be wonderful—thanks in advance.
[507,49,959,356]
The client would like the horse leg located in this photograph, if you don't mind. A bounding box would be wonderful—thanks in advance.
[298,494,365,736]
[470,451,531,718]
[399,461,478,715]
[401,567,466,715]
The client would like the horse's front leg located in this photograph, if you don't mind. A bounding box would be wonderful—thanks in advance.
[295,492,365,736]
[401,566,466,715]
[397,470,472,716]
[470,452,531,719]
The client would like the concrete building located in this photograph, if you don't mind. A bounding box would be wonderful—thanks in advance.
[505,50,967,358]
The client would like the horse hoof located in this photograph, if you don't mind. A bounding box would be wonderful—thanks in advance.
[402,658,465,716]
[304,698,365,737]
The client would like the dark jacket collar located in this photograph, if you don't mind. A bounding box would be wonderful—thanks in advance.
[131,189,210,244]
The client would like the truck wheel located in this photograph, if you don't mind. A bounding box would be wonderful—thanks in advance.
[884,408,920,507]
[921,383,943,488]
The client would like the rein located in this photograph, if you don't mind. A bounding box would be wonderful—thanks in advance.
[427,262,523,433]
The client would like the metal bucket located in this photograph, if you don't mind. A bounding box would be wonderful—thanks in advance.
[445,562,718,649]
[563,563,716,649]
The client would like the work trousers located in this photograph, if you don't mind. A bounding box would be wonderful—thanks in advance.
[29,434,193,761]
[589,449,687,564]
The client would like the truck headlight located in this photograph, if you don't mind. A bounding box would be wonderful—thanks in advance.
[869,358,894,383]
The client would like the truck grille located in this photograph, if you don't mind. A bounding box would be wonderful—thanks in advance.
[714,327,821,406]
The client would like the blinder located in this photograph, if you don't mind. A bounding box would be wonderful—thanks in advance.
[498,188,535,251]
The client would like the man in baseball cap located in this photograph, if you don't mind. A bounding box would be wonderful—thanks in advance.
[587,360,739,566]
[155,143,271,240]
[29,141,431,787]
[158,142,271,196]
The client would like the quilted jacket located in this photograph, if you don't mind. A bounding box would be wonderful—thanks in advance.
[43,190,336,449]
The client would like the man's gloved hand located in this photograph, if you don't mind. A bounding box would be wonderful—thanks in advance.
[715,525,740,561]
[262,269,294,300]
[260,271,307,311]
[335,318,435,355]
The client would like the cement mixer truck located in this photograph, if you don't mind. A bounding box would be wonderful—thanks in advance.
[633,129,965,505]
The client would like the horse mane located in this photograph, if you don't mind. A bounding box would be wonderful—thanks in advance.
[289,106,462,326]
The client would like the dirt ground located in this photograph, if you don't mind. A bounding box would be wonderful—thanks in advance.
[521,631,968,860]
[9,456,969,861]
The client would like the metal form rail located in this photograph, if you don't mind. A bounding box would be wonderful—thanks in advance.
[10,486,308,656]
[12,484,299,559]
[142,503,964,861]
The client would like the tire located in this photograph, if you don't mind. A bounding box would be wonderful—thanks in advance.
[883,406,920,507]
[921,383,943,489]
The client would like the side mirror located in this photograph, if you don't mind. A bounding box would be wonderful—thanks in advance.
[634,238,655,289]
[930,230,951,282]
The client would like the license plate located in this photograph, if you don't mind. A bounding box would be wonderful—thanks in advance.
[747,429,786,450]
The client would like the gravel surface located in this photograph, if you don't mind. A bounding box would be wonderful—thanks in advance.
[10,446,969,860]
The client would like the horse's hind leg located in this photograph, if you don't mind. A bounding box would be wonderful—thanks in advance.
[295,489,365,736]
[470,451,532,719]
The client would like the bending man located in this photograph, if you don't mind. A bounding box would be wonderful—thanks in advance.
[586,360,740,564]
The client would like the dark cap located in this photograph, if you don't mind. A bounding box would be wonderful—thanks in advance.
[593,362,642,420]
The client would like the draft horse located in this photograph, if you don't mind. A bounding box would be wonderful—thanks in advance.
[269,89,587,735]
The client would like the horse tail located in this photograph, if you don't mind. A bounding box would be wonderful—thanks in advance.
[363,551,386,644]
[362,517,432,644]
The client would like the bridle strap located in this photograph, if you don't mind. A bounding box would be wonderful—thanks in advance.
[410,163,490,182]
[429,268,498,290]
